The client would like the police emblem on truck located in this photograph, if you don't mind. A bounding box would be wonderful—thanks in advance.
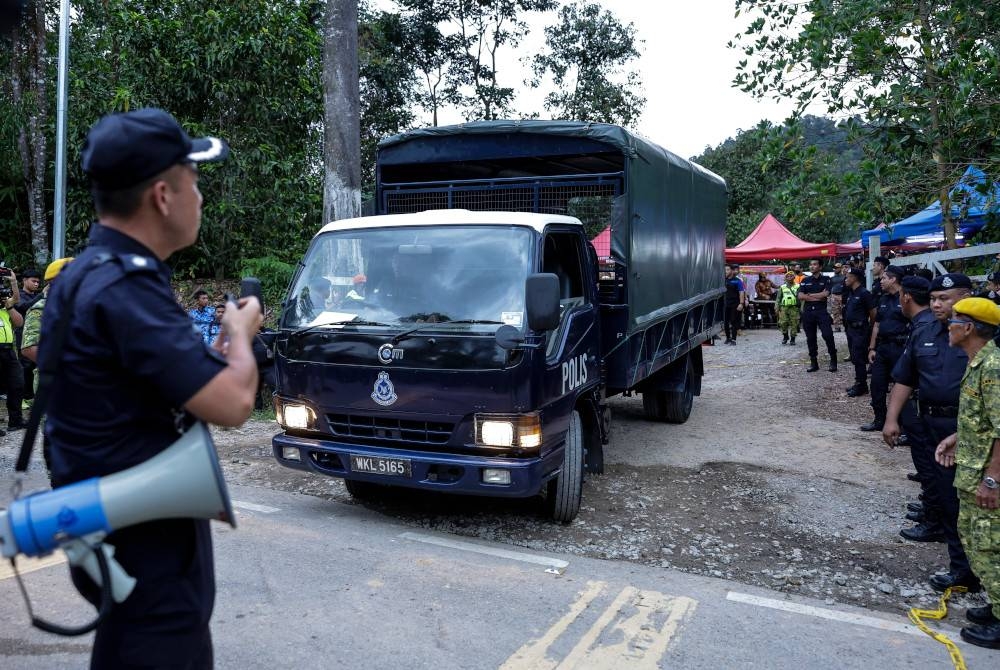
[372,371,398,406]
[562,354,588,394]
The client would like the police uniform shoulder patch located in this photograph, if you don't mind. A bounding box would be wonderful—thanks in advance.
[118,254,157,273]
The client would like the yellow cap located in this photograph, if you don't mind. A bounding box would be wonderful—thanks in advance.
[953,297,1000,326]
[785,271,795,278]
[44,257,73,281]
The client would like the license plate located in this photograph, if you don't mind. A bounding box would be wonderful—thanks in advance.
[349,454,411,478]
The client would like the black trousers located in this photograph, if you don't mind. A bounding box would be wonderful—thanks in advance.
[0,346,23,425]
[869,341,903,425]
[901,402,941,516]
[20,357,34,400]
[801,307,837,361]
[724,303,740,340]
[922,414,972,576]
[845,324,869,385]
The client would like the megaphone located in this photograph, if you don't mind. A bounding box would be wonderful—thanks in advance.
[0,422,235,608]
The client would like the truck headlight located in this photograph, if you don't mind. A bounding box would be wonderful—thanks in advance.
[280,404,316,430]
[475,413,542,449]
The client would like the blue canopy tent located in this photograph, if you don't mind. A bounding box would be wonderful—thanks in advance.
[863,166,999,247]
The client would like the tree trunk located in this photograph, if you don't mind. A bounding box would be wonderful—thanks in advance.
[11,2,51,266]
[322,0,361,226]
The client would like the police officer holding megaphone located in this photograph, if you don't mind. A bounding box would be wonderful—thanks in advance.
[3,108,261,669]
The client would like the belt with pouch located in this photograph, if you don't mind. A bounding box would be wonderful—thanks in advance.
[846,321,867,329]
[919,403,959,418]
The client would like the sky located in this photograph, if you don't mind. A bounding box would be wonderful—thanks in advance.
[385,0,811,159]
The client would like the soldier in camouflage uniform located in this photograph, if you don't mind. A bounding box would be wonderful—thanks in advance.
[776,271,800,345]
[936,297,1000,649]
[19,257,72,481]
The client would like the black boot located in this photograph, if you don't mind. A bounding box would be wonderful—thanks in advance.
[806,358,820,372]
[828,361,838,372]
[967,605,1000,626]
[847,384,868,397]
[789,336,796,345]
[859,420,883,431]
[782,333,788,344]
[961,622,1000,649]
[900,522,945,543]
[929,571,981,592]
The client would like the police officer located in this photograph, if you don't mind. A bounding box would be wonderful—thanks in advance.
[797,259,838,372]
[842,268,875,396]
[40,108,261,669]
[870,255,890,300]
[886,274,978,592]
[723,263,746,345]
[776,270,800,345]
[882,275,947,543]
[861,264,909,431]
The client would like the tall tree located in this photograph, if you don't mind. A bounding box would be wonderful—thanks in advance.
[395,0,459,126]
[323,0,361,225]
[8,0,51,265]
[732,0,1000,248]
[359,4,417,189]
[446,0,556,120]
[531,1,645,126]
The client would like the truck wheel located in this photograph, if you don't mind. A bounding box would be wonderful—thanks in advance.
[661,362,694,424]
[344,478,379,499]
[642,361,694,424]
[546,410,584,524]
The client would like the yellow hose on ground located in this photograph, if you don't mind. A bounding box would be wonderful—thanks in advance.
[907,586,968,670]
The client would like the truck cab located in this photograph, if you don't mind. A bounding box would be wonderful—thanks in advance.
[272,210,601,521]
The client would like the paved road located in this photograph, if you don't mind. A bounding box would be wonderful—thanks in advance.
[1,483,991,669]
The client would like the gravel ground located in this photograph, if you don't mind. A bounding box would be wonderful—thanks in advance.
[207,327,988,617]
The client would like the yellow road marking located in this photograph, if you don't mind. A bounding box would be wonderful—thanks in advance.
[501,582,697,669]
[500,580,607,670]
[0,553,67,581]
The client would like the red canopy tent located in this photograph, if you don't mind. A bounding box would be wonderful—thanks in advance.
[590,226,611,259]
[725,214,836,262]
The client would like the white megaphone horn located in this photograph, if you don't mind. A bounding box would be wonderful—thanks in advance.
[0,422,235,608]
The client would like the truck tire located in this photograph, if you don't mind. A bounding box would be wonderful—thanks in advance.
[344,478,379,499]
[642,361,694,424]
[546,410,584,523]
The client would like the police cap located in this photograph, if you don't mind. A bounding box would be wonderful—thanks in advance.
[82,108,229,190]
[901,275,930,293]
[785,271,795,278]
[44,257,74,281]
[884,265,905,280]
[953,297,1000,326]
[929,273,972,292]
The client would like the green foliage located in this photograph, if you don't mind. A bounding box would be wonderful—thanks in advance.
[695,116,873,246]
[531,1,645,126]
[240,255,296,314]
[732,0,1000,247]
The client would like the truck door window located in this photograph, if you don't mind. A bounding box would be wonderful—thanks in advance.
[542,232,588,357]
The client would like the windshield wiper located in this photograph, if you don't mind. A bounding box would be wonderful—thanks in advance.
[288,318,394,340]
[391,319,505,344]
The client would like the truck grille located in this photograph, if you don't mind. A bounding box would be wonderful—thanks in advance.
[326,413,454,446]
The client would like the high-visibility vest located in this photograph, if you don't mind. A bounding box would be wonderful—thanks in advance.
[778,284,799,307]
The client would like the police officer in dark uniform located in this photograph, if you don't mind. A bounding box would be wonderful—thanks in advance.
[40,109,262,669]
[842,268,875,396]
[881,275,945,542]
[886,273,979,591]
[861,264,909,431]
[797,258,838,372]
[870,255,890,301]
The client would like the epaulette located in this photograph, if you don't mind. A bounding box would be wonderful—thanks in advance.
[117,254,158,274]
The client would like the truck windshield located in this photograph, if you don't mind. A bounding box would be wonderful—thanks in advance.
[282,225,534,331]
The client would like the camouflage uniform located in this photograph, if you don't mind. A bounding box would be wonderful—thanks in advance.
[21,297,44,393]
[955,339,1000,618]
[776,283,800,340]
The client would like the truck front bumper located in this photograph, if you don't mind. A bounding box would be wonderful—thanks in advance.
[272,433,563,498]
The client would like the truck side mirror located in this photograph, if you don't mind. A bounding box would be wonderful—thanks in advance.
[526,273,561,332]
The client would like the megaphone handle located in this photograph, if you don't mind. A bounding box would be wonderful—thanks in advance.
[25,538,114,637]
[63,538,137,604]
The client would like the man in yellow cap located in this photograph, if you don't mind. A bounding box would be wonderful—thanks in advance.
[935,297,1000,649]
[20,258,73,480]
[776,270,800,345]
